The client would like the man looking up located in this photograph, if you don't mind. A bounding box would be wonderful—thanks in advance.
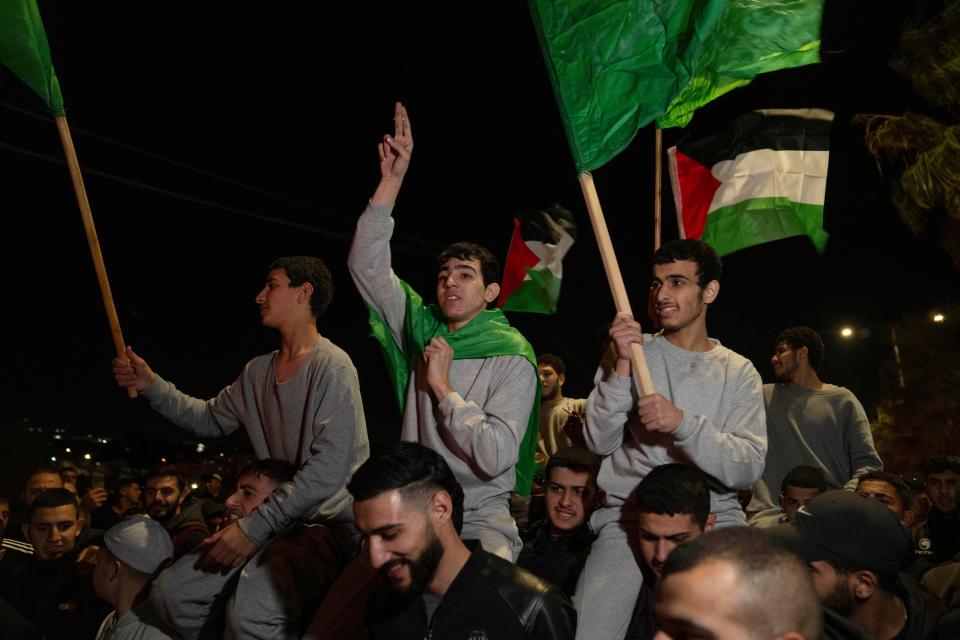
[113,255,369,568]
[518,446,600,596]
[577,238,767,639]
[349,441,574,639]
[626,463,715,639]
[348,102,538,560]
[655,527,822,640]
[750,326,882,514]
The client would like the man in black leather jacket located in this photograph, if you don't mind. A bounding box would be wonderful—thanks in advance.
[348,441,576,639]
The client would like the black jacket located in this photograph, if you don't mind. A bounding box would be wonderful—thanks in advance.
[821,572,942,640]
[516,521,595,598]
[366,543,576,639]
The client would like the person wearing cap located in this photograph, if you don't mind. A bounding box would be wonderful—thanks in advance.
[93,516,175,640]
[767,490,942,639]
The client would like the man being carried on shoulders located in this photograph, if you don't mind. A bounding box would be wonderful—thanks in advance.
[348,102,538,561]
[575,239,767,639]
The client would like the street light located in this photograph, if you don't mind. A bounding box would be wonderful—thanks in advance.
[933,313,945,323]
[840,326,854,338]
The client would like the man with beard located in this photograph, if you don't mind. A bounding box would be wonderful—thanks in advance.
[915,455,960,565]
[143,469,208,559]
[749,327,882,516]
[768,490,942,639]
[536,354,588,464]
[350,441,575,639]
[576,239,767,639]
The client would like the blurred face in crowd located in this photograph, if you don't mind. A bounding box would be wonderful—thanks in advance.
[60,468,79,485]
[780,485,822,522]
[545,466,597,535]
[771,341,803,383]
[205,476,222,497]
[638,512,706,580]
[650,260,716,337]
[145,476,183,522]
[24,472,64,506]
[224,472,281,524]
[24,504,81,561]
[926,470,959,514]
[354,490,445,598]
[539,365,564,402]
[0,499,9,539]
[119,482,141,505]
[857,479,909,523]
[654,559,753,640]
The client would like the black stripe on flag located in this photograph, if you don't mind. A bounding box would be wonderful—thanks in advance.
[677,109,833,168]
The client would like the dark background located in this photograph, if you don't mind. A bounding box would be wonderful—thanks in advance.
[1,1,956,470]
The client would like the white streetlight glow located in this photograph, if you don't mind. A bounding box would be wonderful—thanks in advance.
[840,327,854,338]
[933,313,945,323]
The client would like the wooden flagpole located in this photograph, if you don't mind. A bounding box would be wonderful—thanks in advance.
[54,115,136,398]
[654,128,662,251]
[578,172,655,396]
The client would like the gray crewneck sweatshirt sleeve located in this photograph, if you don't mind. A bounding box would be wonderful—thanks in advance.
[141,345,368,544]
[841,392,882,489]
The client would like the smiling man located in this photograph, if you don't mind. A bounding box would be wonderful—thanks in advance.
[576,238,767,639]
[749,326,882,516]
[350,442,574,639]
[349,102,538,561]
[1,489,111,640]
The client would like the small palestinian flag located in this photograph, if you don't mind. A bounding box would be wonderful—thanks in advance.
[498,204,577,314]
[667,108,832,256]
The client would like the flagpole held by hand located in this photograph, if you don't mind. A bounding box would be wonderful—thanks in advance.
[577,172,655,396]
[54,115,136,398]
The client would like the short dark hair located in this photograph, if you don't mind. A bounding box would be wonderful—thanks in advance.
[26,488,79,521]
[652,239,722,288]
[114,477,140,492]
[25,467,63,485]
[662,527,822,640]
[857,471,912,508]
[438,242,500,288]
[268,256,334,318]
[238,459,297,485]
[923,455,960,476]
[537,353,566,376]
[781,465,827,494]
[546,447,600,487]
[59,466,77,476]
[776,327,825,373]
[348,442,464,534]
[145,468,186,492]
[636,463,712,530]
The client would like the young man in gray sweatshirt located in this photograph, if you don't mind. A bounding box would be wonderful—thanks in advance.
[574,239,767,640]
[348,102,538,561]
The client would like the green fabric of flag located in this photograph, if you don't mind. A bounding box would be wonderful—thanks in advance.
[366,279,542,497]
[528,0,823,172]
[0,0,64,115]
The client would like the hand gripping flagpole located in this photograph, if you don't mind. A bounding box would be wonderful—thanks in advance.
[577,172,655,396]
[54,115,137,398]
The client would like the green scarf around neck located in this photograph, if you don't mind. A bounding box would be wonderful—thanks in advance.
[366,279,540,496]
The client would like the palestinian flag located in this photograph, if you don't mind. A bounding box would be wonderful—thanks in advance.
[668,108,832,257]
[498,205,577,314]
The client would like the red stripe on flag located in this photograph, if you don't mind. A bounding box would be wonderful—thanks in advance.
[674,150,721,240]
[498,218,541,307]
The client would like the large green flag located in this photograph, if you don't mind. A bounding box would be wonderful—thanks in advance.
[0,0,64,115]
[528,0,823,172]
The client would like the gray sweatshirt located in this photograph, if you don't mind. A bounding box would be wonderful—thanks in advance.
[749,382,882,511]
[348,201,537,514]
[142,336,369,543]
[585,334,767,525]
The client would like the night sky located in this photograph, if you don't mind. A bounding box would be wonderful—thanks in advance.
[1,1,956,460]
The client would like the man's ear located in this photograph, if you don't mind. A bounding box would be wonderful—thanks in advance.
[704,513,717,532]
[797,345,809,362]
[778,494,786,511]
[428,490,454,530]
[901,509,917,528]
[558,373,566,387]
[702,280,719,304]
[77,513,86,530]
[851,570,878,600]
[298,282,314,304]
[484,282,501,304]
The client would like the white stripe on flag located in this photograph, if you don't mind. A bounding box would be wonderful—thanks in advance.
[709,149,829,211]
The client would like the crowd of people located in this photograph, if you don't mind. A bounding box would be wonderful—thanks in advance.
[1,102,958,639]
